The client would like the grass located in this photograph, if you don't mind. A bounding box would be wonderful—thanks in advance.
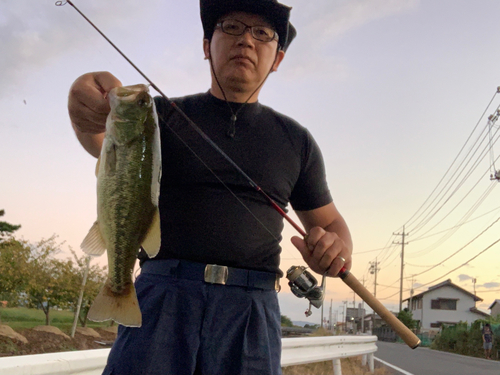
[0,307,112,331]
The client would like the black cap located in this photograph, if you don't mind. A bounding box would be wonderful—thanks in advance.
[200,0,296,52]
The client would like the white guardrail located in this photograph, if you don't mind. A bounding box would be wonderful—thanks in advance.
[0,335,377,375]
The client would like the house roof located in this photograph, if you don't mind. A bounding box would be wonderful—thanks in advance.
[469,307,490,318]
[402,279,483,302]
[489,299,500,310]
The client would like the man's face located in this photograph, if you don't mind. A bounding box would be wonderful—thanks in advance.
[204,11,285,94]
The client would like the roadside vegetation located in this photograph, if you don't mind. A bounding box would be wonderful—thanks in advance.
[0,210,107,328]
[431,320,500,359]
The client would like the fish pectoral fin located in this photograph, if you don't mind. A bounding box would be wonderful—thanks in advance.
[81,221,107,256]
[95,155,101,177]
[141,208,161,258]
[87,281,142,327]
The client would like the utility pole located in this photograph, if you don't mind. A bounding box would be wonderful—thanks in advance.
[343,300,348,332]
[321,299,324,328]
[473,277,477,307]
[329,299,333,330]
[361,276,365,333]
[394,226,409,312]
[369,258,380,297]
[409,275,415,311]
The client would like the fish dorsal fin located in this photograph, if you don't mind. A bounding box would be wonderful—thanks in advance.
[81,221,107,256]
[141,208,161,258]
[95,155,101,177]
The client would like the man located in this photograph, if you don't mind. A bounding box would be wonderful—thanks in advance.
[68,0,352,374]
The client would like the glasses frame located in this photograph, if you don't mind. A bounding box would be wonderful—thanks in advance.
[216,19,279,43]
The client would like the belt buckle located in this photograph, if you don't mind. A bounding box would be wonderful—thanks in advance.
[204,264,229,285]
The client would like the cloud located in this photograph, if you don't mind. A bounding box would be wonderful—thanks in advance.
[0,0,161,97]
[479,282,500,289]
[458,274,474,282]
[305,0,420,45]
[279,0,420,84]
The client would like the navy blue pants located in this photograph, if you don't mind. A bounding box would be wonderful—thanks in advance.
[102,259,282,375]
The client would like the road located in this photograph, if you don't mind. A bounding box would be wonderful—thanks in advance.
[375,341,499,375]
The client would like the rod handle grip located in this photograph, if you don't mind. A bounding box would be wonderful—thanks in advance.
[340,269,420,349]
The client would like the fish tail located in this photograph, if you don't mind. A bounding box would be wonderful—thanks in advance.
[87,280,142,327]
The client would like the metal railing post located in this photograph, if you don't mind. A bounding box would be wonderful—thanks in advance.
[333,358,342,375]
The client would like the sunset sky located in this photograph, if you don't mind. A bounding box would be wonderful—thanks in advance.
[2,0,500,324]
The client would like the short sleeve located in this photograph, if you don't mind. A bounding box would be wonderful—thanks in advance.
[289,130,332,211]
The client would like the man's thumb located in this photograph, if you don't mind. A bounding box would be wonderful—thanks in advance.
[291,236,310,261]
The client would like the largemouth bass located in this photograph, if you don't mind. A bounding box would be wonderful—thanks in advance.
[81,84,161,327]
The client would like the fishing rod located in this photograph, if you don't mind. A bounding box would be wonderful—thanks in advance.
[56,0,420,349]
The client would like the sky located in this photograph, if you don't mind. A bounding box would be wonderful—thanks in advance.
[1,0,500,325]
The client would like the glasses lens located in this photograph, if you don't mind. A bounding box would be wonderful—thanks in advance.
[221,20,245,36]
[252,26,276,42]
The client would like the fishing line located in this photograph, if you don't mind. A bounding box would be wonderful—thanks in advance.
[56,2,426,349]
[55,0,305,239]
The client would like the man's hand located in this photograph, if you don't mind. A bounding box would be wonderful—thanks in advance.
[291,226,351,277]
[68,71,122,134]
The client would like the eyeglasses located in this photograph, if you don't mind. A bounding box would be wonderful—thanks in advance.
[216,19,278,43]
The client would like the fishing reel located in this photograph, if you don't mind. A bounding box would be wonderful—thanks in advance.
[286,266,326,317]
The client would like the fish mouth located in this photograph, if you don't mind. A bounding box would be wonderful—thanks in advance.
[113,84,150,102]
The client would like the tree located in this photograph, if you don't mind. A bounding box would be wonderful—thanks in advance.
[397,308,417,330]
[281,315,294,327]
[0,233,107,326]
[0,238,31,304]
[0,210,21,238]
[23,236,76,325]
[0,237,31,323]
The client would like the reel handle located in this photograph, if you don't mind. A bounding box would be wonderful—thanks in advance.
[339,268,421,349]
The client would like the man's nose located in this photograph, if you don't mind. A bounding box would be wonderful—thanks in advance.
[237,27,255,46]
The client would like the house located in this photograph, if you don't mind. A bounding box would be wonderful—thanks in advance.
[362,311,398,334]
[489,299,500,318]
[403,279,490,333]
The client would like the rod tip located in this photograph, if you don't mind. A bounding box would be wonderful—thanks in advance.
[411,340,421,349]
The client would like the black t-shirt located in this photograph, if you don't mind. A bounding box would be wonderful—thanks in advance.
[139,92,332,275]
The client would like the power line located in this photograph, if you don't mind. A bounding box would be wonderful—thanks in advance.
[409,204,500,242]
[405,215,500,277]
[409,128,500,238]
[404,90,499,231]
[407,181,497,258]
[414,236,500,290]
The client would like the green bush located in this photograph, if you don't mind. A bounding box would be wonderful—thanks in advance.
[431,320,499,358]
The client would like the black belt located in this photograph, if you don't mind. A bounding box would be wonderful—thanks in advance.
[141,259,280,291]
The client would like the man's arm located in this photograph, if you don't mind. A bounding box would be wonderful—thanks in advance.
[291,202,353,277]
[68,71,122,157]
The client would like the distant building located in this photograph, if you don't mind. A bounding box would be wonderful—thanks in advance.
[489,299,500,318]
[363,311,398,334]
[345,306,366,333]
[404,279,489,333]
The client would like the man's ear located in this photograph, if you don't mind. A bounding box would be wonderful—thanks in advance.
[271,50,285,72]
[203,39,211,60]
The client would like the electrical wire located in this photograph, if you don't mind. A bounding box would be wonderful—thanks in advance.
[404,90,499,232]
[413,236,500,290]
[406,181,497,258]
[409,204,500,243]
[409,124,500,237]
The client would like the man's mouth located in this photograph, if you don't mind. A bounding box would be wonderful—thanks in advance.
[231,55,254,65]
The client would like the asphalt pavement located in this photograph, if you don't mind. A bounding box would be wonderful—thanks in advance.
[374,341,499,375]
